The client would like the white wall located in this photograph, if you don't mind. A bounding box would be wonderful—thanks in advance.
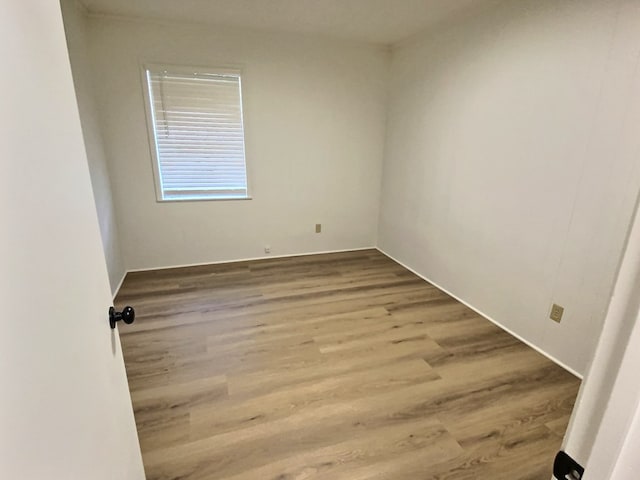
[86,16,389,271]
[378,0,640,375]
[60,0,125,294]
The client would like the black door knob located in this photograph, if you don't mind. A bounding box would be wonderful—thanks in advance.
[109,306,135,329]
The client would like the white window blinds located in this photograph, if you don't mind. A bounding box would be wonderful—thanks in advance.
[145,66,249,201]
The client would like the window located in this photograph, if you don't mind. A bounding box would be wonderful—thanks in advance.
[143,65,249,201]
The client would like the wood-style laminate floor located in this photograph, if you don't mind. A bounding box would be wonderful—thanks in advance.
[116,249,580,480]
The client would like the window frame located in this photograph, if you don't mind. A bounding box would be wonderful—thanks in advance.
[140,62,252,203]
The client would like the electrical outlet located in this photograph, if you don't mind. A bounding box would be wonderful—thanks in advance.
[550,304,564,323]
[315,223,322,233]
[264,245,271,254]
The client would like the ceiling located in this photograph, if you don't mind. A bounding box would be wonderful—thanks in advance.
[79,0,491,46]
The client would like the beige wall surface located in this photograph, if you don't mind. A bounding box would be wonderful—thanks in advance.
[378,0,640,375]
[87,16,389,271]
[61,0,125,293]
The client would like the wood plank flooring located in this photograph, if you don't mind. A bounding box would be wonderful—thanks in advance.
[115,249,580,480]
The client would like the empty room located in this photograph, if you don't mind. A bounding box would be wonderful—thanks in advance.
[3,1,640,479]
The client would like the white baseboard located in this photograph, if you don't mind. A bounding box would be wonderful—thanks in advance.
[376,247,583,379]
[125,246,375,273]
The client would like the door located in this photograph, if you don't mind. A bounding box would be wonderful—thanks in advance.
[0,1,144,479]
[561,194,640,479]
[558,2,640,477]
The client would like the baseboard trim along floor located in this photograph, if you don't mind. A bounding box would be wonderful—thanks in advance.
[376,247,583,380]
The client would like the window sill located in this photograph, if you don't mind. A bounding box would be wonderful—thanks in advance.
[157,196,253,203]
